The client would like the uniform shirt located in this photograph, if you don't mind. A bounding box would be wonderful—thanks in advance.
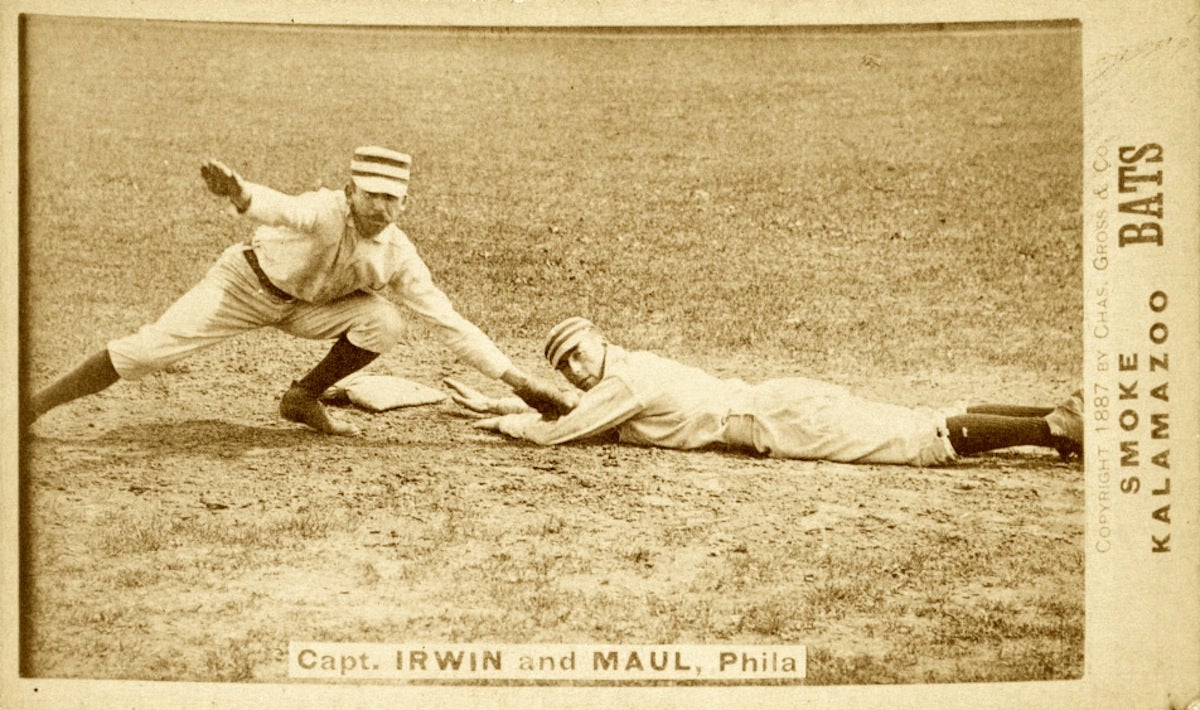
[493,345,953,465]
[242,182,512,379]
[494,345,760,448]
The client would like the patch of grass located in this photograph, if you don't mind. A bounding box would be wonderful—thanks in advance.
[262,508,351,542]
[202,638,259,683]
[109,566,162,590]
[736,596,807,638]
[95,510,171,555]
[94,507,356,557]
[806,647,910,685]
[802,578,885,618]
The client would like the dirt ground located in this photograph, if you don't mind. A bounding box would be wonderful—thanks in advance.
[21,332,1083,684]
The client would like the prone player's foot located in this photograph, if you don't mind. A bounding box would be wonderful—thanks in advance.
[280,382,360,436]
[1045,389,1083,462]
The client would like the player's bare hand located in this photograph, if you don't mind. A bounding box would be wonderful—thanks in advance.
[200,159,246,201]
[471,416,502,431]
[445,378,496,414]
[444,378,531,416]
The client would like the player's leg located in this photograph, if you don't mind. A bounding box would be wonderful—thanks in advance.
[274,292,402,435]
[945,413,1056,455]
[947,391,1083,459]
[26,349,121,424]
[748,382,958,466]
[27,247,287,425]
[277,333,380,436]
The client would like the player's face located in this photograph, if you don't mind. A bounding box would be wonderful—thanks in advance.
[557,333,606,391]
[348,184,405,237]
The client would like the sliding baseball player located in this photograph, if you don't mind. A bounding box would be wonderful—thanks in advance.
[448,317,1083,466]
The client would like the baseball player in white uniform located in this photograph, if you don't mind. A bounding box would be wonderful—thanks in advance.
[27,146,571,435]
[449,317,1084,466]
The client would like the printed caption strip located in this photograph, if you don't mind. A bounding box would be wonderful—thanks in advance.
[289,642,806,681]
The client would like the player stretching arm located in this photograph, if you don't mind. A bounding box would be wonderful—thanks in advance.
[27,146,571,436]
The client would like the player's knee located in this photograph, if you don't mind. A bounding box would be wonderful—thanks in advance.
[348,307,405,353]
[106,336,169,381]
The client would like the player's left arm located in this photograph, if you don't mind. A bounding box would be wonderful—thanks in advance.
[390,248,513,376]
[445,378,537,415]
[389,248,573,416]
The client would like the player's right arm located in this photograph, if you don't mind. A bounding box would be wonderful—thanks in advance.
[446,378,582,416]
[473,376,642,446]
[199,159,331,233]
[200,159,249,209]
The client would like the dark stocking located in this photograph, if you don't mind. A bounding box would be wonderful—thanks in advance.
[945,413,1053,456]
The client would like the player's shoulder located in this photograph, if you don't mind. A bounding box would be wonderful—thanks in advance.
[321,185,350,206]
[623,347,677,371]
[290,185,350,213]
[376,223,416,249]
[606,347,672,386]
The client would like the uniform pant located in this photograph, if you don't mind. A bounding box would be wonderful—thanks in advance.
[107,245,404,381]
[723,379,958,466]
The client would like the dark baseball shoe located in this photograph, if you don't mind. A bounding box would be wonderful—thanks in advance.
[280,381,360,436]
[1045,389,1083,462]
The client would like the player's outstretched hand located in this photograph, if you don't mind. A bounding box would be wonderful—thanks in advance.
[200,159,244,198]
[445,378,490,412]
[444,378,530,416]
[471,416,503,432]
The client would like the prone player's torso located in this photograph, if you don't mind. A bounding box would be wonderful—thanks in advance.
[606,348,846,452]
[607,348,949,465]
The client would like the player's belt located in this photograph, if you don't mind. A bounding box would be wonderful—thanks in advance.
[242,248,295,302]
[723,414,758,450]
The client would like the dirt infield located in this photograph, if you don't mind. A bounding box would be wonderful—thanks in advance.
[20,18,1082,684]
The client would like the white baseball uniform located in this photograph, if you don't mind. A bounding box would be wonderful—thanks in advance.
[107,181,513,381]
[491,345,957,466]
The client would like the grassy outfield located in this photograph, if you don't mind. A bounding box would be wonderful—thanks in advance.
[21,18,1082,684]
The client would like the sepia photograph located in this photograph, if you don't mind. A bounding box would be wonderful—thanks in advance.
[1,1,1196,708]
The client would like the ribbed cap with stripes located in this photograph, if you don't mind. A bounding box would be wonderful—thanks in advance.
[350,146,411,198]
[544,317,597,368]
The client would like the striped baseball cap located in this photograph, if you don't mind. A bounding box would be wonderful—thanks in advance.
[544,317,597,368]
[350,146,411,198]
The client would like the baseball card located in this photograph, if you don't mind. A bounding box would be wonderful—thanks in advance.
[1,1,1196,708]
